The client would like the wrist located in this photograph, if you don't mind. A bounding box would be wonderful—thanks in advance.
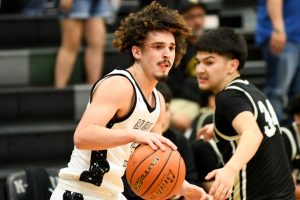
[224,163,239,174]
[272,27,285,34]
[178,180,189,195]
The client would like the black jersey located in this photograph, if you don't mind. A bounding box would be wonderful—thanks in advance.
[214,79,294,200]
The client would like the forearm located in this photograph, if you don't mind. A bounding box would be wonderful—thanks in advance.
[225,130,263,173]
[267,0,285,32]
[295,184,300,199]
[74,125,135,150]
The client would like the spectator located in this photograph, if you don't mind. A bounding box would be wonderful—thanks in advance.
[167,0,207,133]
[195,27,294,199]
[280,94,300,198]
[54,0,114,88]
[256,0,300,122]
[22,0,45,16]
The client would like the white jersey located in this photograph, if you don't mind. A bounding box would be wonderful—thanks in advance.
[58,69,161,198]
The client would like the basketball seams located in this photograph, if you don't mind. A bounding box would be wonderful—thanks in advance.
[162,154,183,199]
[126,145,186,200]
[128,147,159,185]
[140,148,173,198]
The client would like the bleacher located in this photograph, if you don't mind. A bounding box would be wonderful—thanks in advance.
[0,0,265,199]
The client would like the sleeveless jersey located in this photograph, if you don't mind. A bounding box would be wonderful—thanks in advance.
[58,69,161,197]
[214,79,294,200]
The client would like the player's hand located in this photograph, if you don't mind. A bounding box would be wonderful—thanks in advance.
[270,30,286,55]
[132,130,177,151]
[179,181,213,200]
[60,0,73,12]
[205,166,236,200]
[197,123,214,141]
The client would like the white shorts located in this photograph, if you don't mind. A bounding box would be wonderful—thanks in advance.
[50,184,127,200]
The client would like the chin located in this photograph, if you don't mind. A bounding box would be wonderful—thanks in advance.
[199,84,210,91]
[155,75,168,82]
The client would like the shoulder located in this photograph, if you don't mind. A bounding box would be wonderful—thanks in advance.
[216,89,247,106]
[91,75,134,105]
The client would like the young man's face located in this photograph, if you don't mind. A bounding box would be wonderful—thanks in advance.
[195,52,236,93]
[183,6,206,38]
[138,31,176,81]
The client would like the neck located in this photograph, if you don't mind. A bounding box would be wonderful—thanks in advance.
[215,72,240,93]
[127,64,157,97]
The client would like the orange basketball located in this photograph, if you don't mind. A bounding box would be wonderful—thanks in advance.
[126,144,186,200]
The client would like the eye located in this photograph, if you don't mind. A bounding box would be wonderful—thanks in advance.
[203,60,213,65]
[169,46,175,51]
[152,44,164,50]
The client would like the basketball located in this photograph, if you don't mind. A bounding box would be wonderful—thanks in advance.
[126,144,186,200]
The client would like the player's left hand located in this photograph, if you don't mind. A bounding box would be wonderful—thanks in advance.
[205,166,235,200]
[179,181,213,200]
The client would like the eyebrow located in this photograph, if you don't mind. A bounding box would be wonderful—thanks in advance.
[199,56,215,61]
[148,42,176,46]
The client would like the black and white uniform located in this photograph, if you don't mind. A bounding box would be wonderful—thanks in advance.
[214,79,294,200]
[51,70,161,200]
[281,122,300,183]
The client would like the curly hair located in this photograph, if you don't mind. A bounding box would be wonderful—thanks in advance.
[113,1,191,67]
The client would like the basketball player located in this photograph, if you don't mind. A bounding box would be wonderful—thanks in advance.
[195,27,295,200]
[50,2,211,200]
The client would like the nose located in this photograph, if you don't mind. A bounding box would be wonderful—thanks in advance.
[163,48,172,59]
[196,63,205,74]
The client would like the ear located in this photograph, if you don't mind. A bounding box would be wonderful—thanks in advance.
[131,45,142,60]
[228,59,239,73]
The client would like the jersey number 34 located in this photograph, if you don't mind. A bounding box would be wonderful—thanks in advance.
[258,100,279,137]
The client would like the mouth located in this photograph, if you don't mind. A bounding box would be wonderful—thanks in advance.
[198,75,208,83]
[158,61,171,69]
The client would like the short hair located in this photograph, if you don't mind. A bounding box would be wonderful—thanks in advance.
[156,82,173,103]
[113,1,191,66]
[178,0,206,14]
[194,27,248,70]
[287,95,300,116]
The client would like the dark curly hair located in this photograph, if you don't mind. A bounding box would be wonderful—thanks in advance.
[113,1,191,67]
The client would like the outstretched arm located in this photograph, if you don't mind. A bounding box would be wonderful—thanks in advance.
[178,180,212,200]
[205,111,263,200]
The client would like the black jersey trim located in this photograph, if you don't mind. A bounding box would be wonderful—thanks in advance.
[281,127,297,160]
[124,69,157,113]
[89,72,137,127]
[214,82,259,141]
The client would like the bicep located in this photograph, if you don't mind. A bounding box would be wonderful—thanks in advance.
[76,77,133,130]
[232,111,262,137]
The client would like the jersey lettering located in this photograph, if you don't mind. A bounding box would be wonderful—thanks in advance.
[133,119,153,131]
[258,100,279,137]
[133,119,145,129]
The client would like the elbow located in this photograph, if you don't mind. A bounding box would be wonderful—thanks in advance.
[257,131,264,144]
[74,130,86,149]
